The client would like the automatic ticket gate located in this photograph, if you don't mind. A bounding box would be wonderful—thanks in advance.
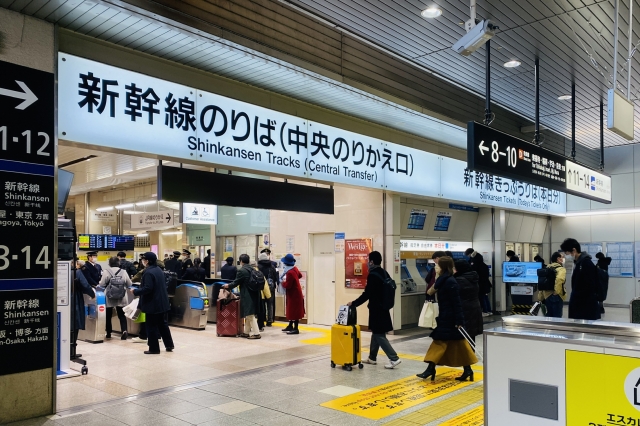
[204,278,232,323]
[78,290,107,343]
[169,281,209,329]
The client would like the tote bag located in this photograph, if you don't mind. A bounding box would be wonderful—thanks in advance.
[418,301,439,329]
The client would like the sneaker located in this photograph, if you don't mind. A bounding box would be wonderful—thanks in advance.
[482,312,492,317]
[259,328,265,332]
[363,358,377,365]
[286,329,299,335]
[247,335,261,339]
[384,359,402,369]
[266,322,273,327]
[131,337,147,343]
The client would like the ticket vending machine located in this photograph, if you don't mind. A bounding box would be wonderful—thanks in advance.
[169,282,209,329]
[78,290,107,343]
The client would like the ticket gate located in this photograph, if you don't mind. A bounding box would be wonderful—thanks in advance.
[169,282,209,329]
[78,290,107,343]
[109,290,142,336]
[204,278,232,323]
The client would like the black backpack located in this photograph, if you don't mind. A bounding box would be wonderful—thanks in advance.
[372,268,397,310]
[164,271,178,295]
[247,268,266,292]
[537,266,558,291]
[105,269,127,299]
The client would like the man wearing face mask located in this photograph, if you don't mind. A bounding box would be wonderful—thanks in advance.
[82,251,103,287]
[537,252,567,318]
[560,238,600,320]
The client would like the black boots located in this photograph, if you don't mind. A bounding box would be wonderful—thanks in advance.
[455,366,474,382]
[416,362,436,381]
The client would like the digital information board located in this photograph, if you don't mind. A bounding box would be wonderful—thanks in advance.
[503,262,542,284]
[467,122,612,204]
[78,234,135,251]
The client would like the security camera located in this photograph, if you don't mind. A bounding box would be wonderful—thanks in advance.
[452,19,497,56]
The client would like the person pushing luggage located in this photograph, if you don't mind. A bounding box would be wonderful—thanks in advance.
[347,251,401,369]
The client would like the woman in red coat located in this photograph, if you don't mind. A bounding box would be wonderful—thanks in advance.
[281,254,305,335]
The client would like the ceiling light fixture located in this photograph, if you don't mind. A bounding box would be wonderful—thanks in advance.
[558,95,572,100]
[565,208,640,217]
[136,233,149,237]
[162,231,183,236]
[123,210,138,215]
[503,60,521,68]
[235,213,247,216]
[115,203,134,209]
[95,206,114,212]
[421,7,442,18]
[135,200,156,206]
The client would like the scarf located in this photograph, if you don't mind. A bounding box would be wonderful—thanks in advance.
[280,264,294,281]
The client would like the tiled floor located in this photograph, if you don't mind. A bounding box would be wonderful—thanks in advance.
[7,307,631,426]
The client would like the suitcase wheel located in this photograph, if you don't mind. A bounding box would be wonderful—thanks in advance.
[342,365,352,371]
[217,334,220,337]
[358,363,363,369]
[331,361,336,368]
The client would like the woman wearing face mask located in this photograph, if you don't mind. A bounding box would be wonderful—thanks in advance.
[418,256,477,382]
[537,252,567,318]
[425,251,446,301]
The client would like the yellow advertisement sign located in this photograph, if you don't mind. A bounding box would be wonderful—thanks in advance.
[321,368,482,420]
[567,350,640,425]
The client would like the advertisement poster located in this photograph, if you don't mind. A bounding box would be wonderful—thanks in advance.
[567,351,640,425]
[345,239,372,289]
[300,271,307,311]
[334,232,346,253]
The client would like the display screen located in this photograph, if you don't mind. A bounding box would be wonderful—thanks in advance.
[58,169,74,214]
[78,234,134,251]
[502,262,542,283]
[407,209,427,230]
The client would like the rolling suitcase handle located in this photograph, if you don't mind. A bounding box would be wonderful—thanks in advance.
[458,326,483,363]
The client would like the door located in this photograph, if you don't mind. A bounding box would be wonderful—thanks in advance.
[312,233,336,326]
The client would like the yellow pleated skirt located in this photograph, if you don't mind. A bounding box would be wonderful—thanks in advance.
[424,339,478,367]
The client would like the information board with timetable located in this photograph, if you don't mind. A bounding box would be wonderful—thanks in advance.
[606,242,634,277]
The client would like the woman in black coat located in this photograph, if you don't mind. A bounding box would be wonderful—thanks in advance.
[453,260,483,341]
[417,257,477,382]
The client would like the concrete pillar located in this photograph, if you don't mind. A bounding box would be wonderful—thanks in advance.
[384,193,402,331]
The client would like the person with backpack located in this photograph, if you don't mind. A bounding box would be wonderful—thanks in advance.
[258,252,278,327]
[99,256,133,340]
[347,251,401,369]
[280,254,305,335]
[537,252,566,318]
[464,248,492,316]
[117,252,138,278]
[595,252,611,314]
[561,238,601,321]
[222,254,263,339]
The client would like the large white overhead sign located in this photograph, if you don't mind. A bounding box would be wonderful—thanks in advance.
[58,54,566,216]
[400,240,472,252]
[130,210,174,229]
[183,203,217,225]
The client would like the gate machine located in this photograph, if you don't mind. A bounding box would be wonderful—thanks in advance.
[168,280,209,329]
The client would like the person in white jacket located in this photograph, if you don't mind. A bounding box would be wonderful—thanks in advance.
[100,256,133,340]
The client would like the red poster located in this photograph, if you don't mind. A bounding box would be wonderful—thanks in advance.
[345,239,372,289]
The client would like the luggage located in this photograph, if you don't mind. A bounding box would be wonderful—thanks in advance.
[330,324,363,371]
[216,298,243,337]
[459,326,483,363]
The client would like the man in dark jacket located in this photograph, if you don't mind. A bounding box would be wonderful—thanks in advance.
[117,251,138,277]
[464,248,492,315]
[223,254,261,339]
[561,238,601,321]
[453,260,483,341]
[73,258,96,358]
[182,258,206,281]
[132,252,174,354]
[164,251,182,275]
[348,251,401,369]
[595,252,611,314]
[203,249,212,278]
[221,257,238,280]
[258,253,278,326]
[82,251,102,287]
[506,250,520,262]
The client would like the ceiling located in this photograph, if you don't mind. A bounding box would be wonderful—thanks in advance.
[287,0,640,149]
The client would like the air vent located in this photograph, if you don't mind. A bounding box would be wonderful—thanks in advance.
[135,236,150,248]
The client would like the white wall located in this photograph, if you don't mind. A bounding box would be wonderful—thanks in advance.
[552,144,640,305]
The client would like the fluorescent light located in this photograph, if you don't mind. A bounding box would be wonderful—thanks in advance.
[123,210,137,215]
[136,233,148,237]
[96,206,114,212]
[421,7,442,18]
[558,95,572,100]
[235,213,247,216]
[115,203,134,209]
[162,231,183,235]
[135,200,156,206]
[565,208,640,217]
[335,204,351,207]
[503,60,521,68]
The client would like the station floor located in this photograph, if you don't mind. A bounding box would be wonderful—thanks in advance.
[8,307,630,426]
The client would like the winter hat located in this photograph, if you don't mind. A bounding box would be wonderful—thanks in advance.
[281,254,296,266]
[258,253,269,261]
[142,252,157,262]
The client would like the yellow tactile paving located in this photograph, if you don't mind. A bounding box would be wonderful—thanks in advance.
[382,385,484,425]
[440,405,484,425]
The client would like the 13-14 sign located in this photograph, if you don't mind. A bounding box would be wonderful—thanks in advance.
[467,122,611,204]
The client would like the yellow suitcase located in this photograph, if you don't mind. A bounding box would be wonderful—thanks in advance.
[330,324,363,371]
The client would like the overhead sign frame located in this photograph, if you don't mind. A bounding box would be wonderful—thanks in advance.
[467,121,612,204]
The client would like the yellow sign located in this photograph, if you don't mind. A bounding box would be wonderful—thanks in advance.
[440,406,484,425]
[567,350,640,425]
[321,369,482,420]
